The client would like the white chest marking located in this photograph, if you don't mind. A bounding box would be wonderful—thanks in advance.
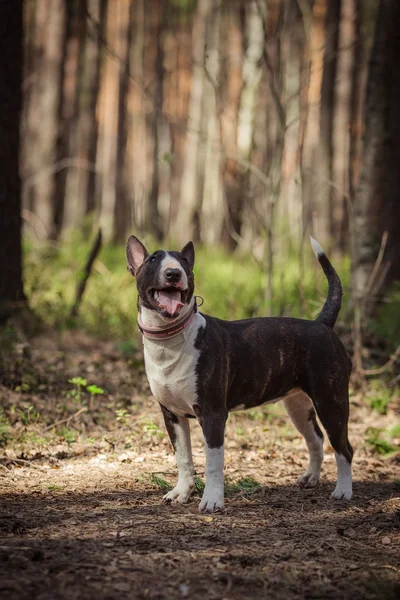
[143,312,206,417]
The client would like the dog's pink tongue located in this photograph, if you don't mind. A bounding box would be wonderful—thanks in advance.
[158,290,184,315]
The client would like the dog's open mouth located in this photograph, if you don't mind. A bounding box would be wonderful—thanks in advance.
[150,288,186,318]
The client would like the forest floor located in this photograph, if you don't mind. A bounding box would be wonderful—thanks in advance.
[0,331,399,600]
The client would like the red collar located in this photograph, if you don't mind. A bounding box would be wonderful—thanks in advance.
[138,302,197,340]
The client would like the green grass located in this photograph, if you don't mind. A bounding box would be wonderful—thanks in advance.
[367,380,395,415]
[23,232,351,341]
[225,476,263,497]
[149,474,172,492]
[365,426,400,456]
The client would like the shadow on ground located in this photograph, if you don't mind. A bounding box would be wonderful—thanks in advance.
[0,479,399,600]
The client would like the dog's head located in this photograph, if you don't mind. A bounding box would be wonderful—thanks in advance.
[126,236,195,321]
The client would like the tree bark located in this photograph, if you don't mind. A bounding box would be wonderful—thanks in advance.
[32,0,66,238]
[219,0,244,249]
[332,0,355,249]
[83,0,107,221]
[222,0,264,251]
[175,0,211,243]
[381,2,400,284]
[318,0,341,247]
[301,0,327,240]
[0,0,26,321]
[53,0,87,239]
[353,0,395,296]
[145,0,164,241]
[113,0,134,244]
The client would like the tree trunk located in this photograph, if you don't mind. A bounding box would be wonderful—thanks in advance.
[175,0,211,244]
[33,0,66,238]
[200,1,223,245]
[113,0,134,244]
[53,0,87,239]
[97,0,129,240]
[353,0,394,296]
[301,0,327,239]
[146,0,164,241]
[332,0,356,250]
[219,0,244,249]
[0,0,26,321]
[83,0,107,222]
[222,0,264,251]
[318,0,341,247]
[381,2,400,284]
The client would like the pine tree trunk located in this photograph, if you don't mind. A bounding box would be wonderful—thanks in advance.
[318,0,341,247]
[300,0,327,240]
[175,0,211,243]
[332,0,355,249]
[353,0,394,296]
[113,0,133,244]
[53,0,87,239]
[146,0,164,241]
[219,0,244,249]
[82,0,107,222]
[0,0,26,321]
[33,0,66,238]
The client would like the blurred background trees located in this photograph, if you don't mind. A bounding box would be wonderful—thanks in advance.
[20,0,400,293]
[0,0,393,350]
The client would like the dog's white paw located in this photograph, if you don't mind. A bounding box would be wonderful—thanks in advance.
[198,487,224,513]
[331,485,352,501]
[163,482,193,505]
[296,471,320,488]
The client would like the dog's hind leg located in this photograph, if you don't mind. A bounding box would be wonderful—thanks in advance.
[283,391,324,488]
[160,404,195,504]
[306,385,353,501]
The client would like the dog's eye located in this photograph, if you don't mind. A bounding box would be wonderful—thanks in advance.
[149,256,156,263]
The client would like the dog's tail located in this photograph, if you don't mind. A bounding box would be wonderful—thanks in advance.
[310,236,342,329]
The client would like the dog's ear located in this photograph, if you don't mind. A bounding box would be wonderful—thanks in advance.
[126,235,149,277]
[180,241,195,270]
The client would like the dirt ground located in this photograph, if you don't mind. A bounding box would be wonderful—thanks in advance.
[0,332,399,600]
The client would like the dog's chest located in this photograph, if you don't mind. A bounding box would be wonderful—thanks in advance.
[143,317,204,417]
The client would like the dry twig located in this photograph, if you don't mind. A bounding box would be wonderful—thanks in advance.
[70,229,102,318]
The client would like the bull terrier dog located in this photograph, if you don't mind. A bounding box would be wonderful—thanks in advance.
[126,236,353,513]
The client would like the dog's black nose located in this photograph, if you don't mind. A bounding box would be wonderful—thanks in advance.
[164,268,182,283]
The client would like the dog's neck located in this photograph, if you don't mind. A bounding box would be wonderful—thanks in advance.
[138,298,197,341]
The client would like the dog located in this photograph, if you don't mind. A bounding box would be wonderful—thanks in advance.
[126,235,353,513]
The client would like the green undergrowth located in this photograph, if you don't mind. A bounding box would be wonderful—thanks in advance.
[24,233,351,341]
[365,424,400,456]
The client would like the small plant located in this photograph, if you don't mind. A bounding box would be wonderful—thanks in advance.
[18,405,40,425]
[47,484,64,492]
[225,476,263,497]
[142,419,164,439]
[66,378,104,405]
[150,474,172,491]
[365,427,398,456]
[66,377,87,402]
[0,409,11,447]
[367,381,393,415]
[115,408,129,425]
[15,382,31,393]
[86,384,104,397]
[194,476,205,493]
[60,426,77,446]
[86,384,104,407]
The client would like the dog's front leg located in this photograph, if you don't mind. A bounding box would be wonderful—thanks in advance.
[198,411,227,513]
[160,404,195,504]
